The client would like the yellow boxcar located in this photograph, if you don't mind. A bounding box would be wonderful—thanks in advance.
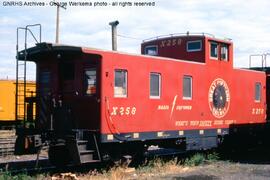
[0,80,35,123]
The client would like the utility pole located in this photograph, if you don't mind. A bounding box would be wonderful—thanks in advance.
[109,20,119,51]
[53,1,66,44]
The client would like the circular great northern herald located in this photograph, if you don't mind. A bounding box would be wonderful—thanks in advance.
[208,78,230,118]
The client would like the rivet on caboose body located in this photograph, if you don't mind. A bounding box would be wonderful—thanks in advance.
[15,33,268,166]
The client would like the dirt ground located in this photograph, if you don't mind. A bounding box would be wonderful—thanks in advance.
[157,162,270,180]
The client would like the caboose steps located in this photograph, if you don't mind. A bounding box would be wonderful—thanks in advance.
[79,150,95,163]
[77,140,88,151]
[65,134,101,165]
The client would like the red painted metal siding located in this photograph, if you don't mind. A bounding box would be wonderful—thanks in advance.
[204,36,233,68]
[82,48,266,135]
[141,36,206,63]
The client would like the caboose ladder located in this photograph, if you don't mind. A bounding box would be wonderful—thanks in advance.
[16,24,41,128]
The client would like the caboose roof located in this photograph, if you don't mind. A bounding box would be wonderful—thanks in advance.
[17,42,82,61]
[18,42,205,65]
[17,42,264,74]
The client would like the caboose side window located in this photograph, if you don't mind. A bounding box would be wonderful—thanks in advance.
[84,68,96,95]
[221,44,228,61]
[145,46,158,56]
[183,76,192,99]
[114,69,127,97]
[150,72,161,98]
[210,42,218,59]
[187,40,202,52]
[255,82,261,102]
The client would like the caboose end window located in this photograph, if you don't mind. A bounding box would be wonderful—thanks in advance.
[84,68,96,95]
[183,76,192,99]
[255,82,261,102]
[114,69,127,97]
[187,40,202,52]
[221,44,228,61]
[150,72,161,99]
[210,42,218,59]
[145,46,158,56]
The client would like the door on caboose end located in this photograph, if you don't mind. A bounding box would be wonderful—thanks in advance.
[71,54,101,131]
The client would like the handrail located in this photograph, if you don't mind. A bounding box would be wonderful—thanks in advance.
[249,54,264,68]
[265,53,270,67]
[249,53,270,68]
[142,32,231,43]
[26,24,42,44]
[16,24,41,55]
[15,24,41,127]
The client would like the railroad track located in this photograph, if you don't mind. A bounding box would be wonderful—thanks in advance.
[0,142,269,176]
[0,158,104,175]
[0,158,51,173]
[0,130,16,157]
[0,147,176,175]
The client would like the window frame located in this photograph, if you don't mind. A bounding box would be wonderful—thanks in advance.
[221,44,228,61]
[183,75,192,100]
[186,40,202,52]
[114,69,128,98]
[145,45,158,56]
[84,68,97,96]
[255,82,261,102]
[210,41,218,60]
[150,72,161,99]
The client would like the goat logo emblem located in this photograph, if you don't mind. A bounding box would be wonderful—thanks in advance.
[208,78,230,118]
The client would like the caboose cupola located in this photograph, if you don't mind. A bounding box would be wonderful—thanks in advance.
[141,33,233,67]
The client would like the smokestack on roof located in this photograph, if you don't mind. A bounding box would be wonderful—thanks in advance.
[109,20,119,51]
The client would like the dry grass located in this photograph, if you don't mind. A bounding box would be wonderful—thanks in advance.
[137,158,191,178]
[77,153,219,179]
[78,166,137,180]
[78,158,192,180]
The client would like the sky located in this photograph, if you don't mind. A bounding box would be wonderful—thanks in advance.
[1,0,270,80]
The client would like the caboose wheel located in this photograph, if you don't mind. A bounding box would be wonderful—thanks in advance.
[48,144,70,167]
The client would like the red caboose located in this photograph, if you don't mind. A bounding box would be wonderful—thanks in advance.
[16,33,266,165]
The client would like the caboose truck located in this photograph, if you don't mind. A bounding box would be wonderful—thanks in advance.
[15,32,268,166]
